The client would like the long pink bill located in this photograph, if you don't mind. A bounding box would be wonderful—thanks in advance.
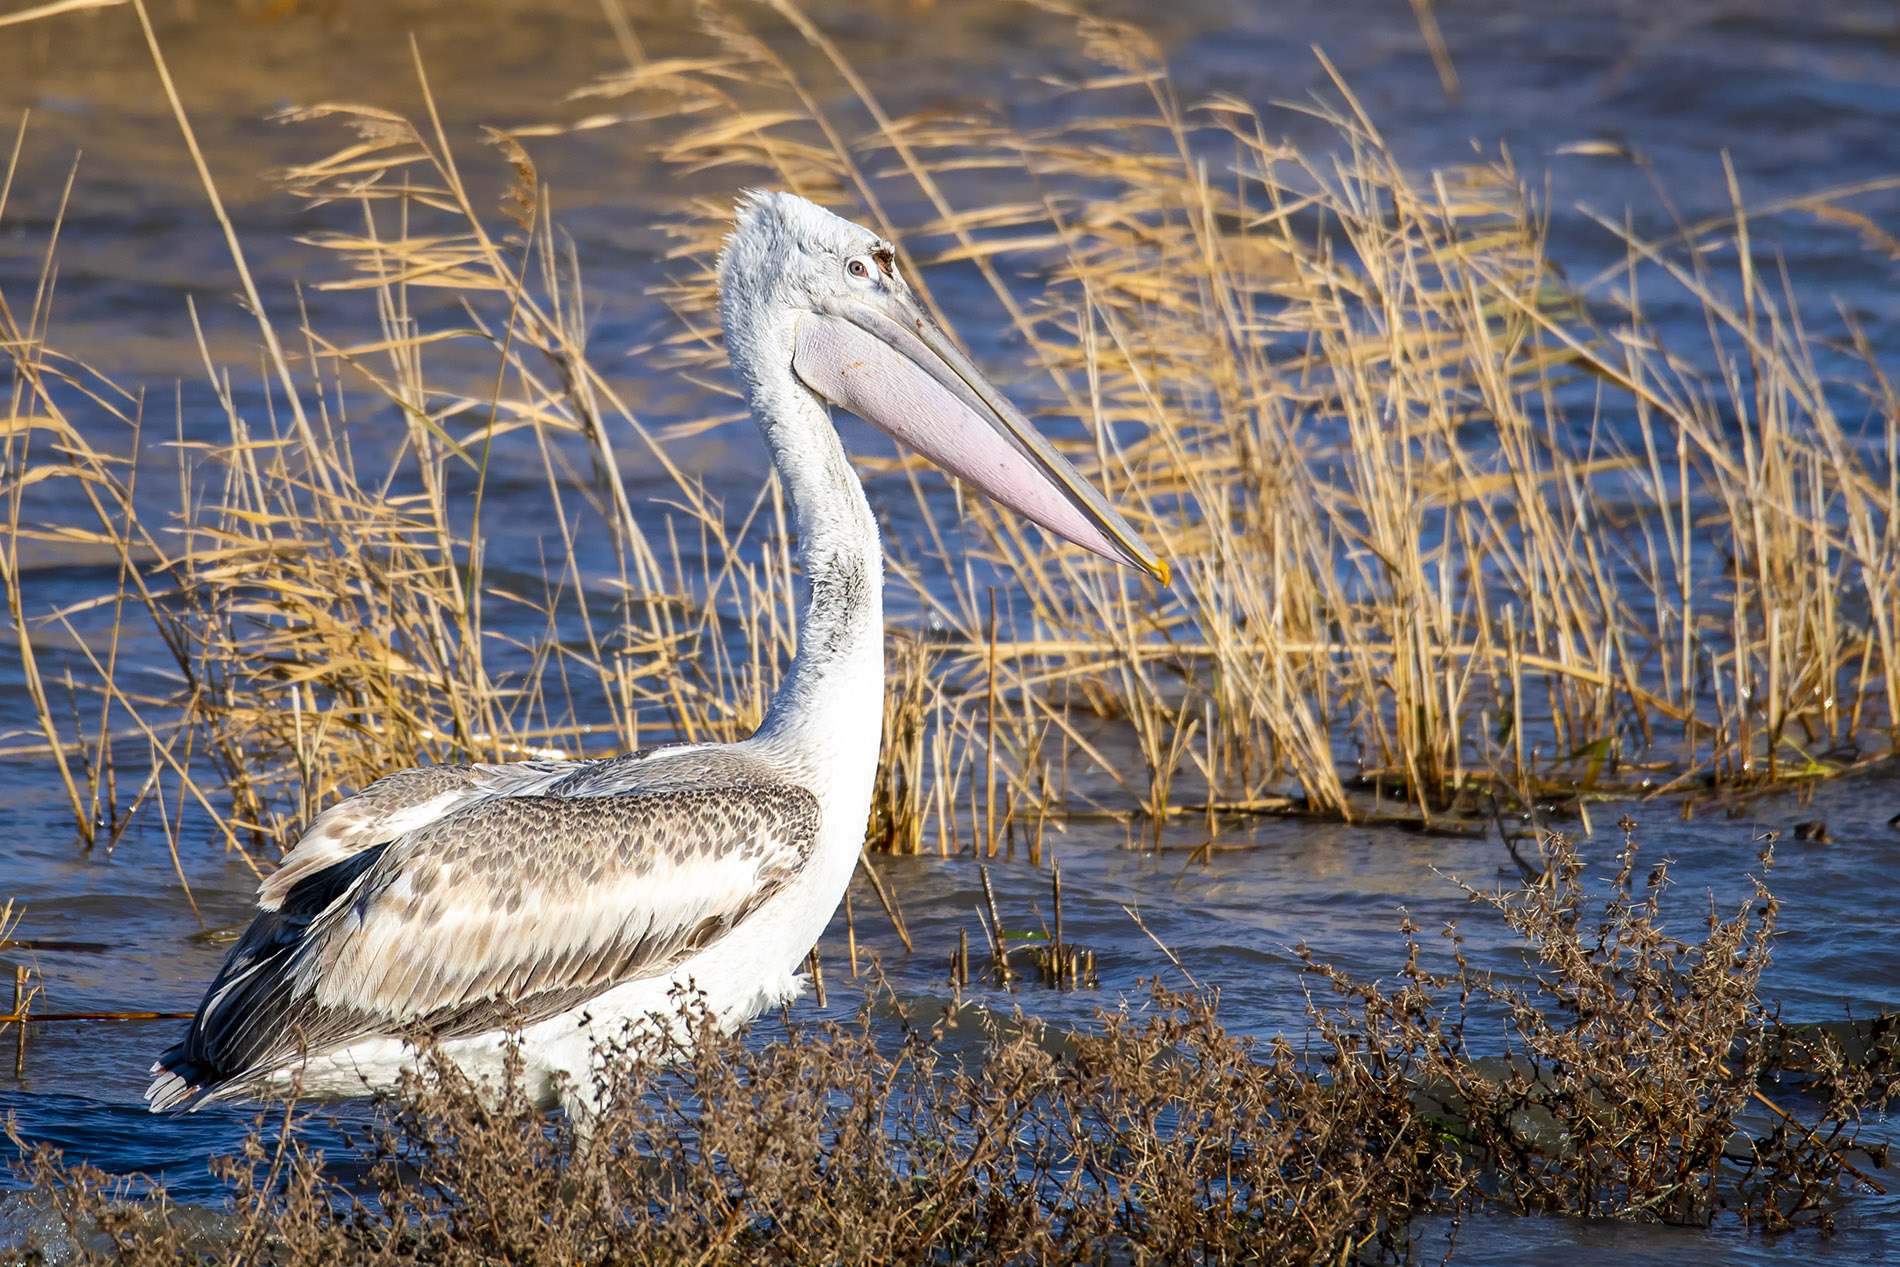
[792,294,1167,583]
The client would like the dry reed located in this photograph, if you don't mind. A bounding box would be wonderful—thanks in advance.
[577,2,1900,829]
[2,2,1894,867]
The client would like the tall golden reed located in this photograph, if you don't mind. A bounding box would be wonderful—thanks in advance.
[1,0,1894,879]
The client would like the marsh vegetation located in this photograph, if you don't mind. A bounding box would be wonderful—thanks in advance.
[13,830,1896,1263]
[7,2,1897,856]
[2,0,1898,1260]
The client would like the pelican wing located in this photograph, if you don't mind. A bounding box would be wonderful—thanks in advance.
[257,760,584,911]
[153,754,816,1108]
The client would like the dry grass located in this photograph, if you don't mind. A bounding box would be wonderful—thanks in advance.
[2,25,815,864]
[1,1,1895,866]
[578,2,1900,827]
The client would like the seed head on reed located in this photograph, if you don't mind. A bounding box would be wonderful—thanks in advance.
[6,0,1895,862]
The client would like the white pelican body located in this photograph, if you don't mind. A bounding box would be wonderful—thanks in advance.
[148,192,1163,1116]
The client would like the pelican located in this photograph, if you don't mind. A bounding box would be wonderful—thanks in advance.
[147,191,1165,1117]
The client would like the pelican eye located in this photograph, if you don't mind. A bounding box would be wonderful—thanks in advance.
[847,257,871,279]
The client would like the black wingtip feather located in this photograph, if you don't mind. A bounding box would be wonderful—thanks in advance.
[150,843,392,1110]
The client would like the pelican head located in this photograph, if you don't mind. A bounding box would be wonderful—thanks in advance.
[717,190,1167,582]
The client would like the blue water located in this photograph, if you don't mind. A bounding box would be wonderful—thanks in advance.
[4,0,1900,1260]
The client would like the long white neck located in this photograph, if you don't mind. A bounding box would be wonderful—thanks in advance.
[758,395,886,752]
[731,321,885,771]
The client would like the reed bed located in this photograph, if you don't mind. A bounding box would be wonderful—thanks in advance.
[585,2,1900,832]
[1,1,1896,864]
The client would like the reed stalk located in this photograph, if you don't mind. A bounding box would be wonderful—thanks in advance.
[0,0,1893,870]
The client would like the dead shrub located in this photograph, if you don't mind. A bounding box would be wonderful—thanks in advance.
[1302,820,1884,1232]
[12,824,1890,1263]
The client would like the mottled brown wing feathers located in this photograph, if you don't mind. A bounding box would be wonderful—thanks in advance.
[162,772,817,1099]
[257,760,583,911]
[310,786,817,1027]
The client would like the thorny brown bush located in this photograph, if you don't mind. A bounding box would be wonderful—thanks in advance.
[12,992,1451,1266]
[11,830,1891,1264]
[1304,819,1887,1233]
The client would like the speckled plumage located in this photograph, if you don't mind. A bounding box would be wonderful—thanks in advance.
[149,189,1154,1118]
[149,747,819,1111]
